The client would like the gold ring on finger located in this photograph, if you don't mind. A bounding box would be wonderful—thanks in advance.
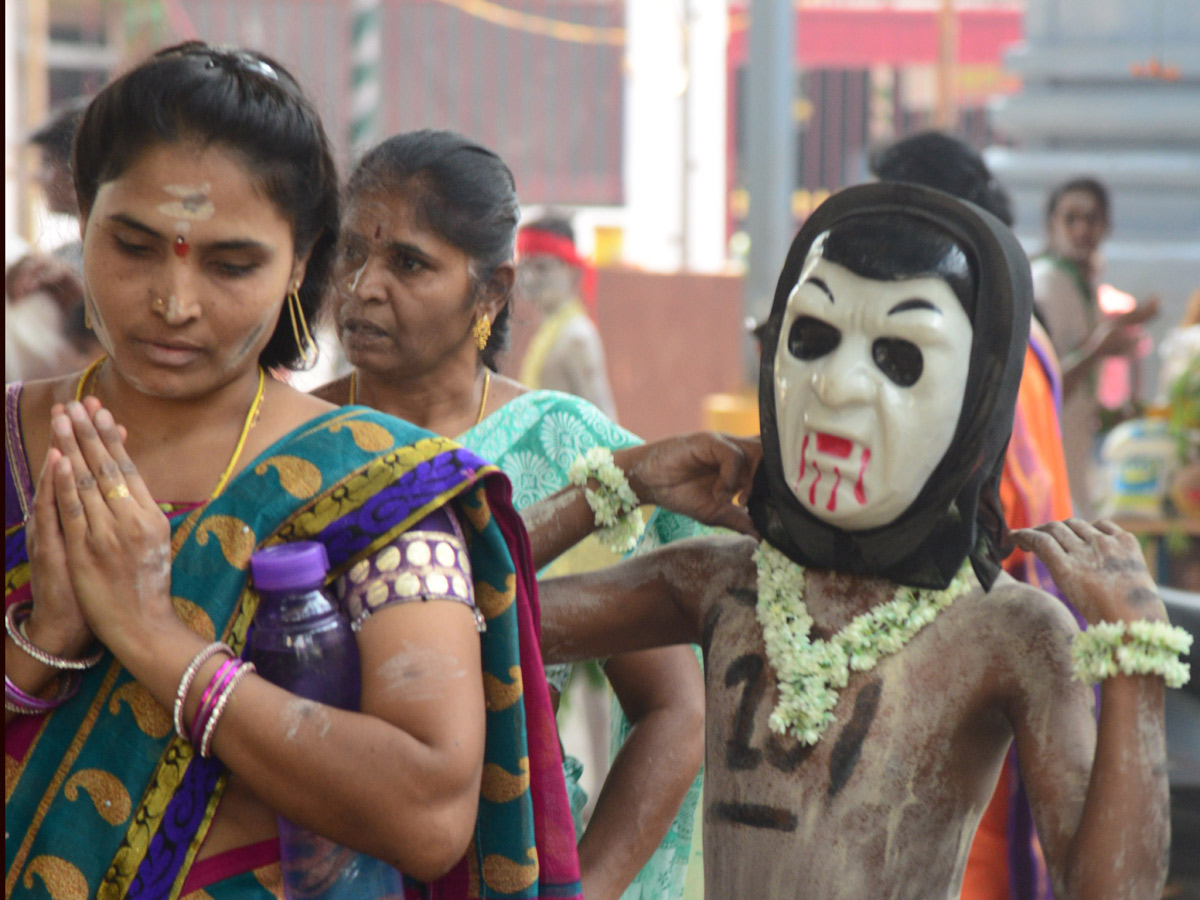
[104,484,131,501]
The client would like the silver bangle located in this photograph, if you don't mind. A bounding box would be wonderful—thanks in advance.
[174,642,233,742]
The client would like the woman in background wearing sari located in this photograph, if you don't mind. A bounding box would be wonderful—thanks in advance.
[5,44,579,900]
[314,130,740,900]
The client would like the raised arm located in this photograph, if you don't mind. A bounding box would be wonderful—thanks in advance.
[1009,519,1173,900]
[520,432,760,569]
[539,533,749,665]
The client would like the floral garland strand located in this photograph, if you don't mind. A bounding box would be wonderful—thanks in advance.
[754,541,974,746]
[1071,619,1192,688]
[568,447,646,553]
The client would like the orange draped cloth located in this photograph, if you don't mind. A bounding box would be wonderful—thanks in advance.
[962,326,1071,900]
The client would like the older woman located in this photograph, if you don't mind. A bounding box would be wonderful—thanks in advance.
[314,129,717,900]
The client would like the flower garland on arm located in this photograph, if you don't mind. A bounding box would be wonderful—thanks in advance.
[754,540,975,746]
[568,447,646,554]
[1071,620,1191,687]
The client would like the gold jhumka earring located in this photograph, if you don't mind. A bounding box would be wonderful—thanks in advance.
[472,314,491,351]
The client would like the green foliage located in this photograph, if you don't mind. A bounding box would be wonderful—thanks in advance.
[1167,355,1200,463]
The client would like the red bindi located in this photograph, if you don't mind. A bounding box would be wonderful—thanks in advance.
[173,235,190,259]
[373,224,382,240]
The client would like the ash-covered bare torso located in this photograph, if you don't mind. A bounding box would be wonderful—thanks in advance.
[675,537,1094,900]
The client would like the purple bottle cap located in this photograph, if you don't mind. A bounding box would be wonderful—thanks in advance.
[250,542,330,593]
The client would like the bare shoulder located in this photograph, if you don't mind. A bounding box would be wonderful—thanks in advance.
[660,532,758,606]
[976,572,1081,643]
[966,573,1085,706]
[12,373,82,469]
[255,378,339,444]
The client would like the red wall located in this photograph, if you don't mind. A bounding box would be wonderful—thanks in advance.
[501,269,749,441]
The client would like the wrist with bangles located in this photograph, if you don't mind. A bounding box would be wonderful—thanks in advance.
[174,641,256,757]
[1071,619,1192,688]
[6,599,105,670]
[5,600,102,715]
[568,447,646,553]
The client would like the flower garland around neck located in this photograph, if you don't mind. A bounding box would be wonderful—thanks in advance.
[754,540,975,746]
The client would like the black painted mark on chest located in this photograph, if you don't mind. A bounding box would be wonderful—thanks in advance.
[724,654,765,770]
[827,678,883,799]
[701,604,722,658]
[723,653,815,774]
[712,800,798,832]
[728,586,758,608]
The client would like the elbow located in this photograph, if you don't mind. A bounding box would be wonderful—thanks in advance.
[379,791,478,882]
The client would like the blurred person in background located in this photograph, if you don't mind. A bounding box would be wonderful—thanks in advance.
[1031,177,1159,518]
[871,130,1074,900]
[516,214,618,420]
[6,98,96,382]
[315,129,706,900]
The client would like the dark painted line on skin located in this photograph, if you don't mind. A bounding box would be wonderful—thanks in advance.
[827,678,883,799]
[712,800,799,832]
[728,587,758,608]
[701,605,722,658]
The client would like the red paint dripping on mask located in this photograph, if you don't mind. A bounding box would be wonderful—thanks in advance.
[826,467,842,511]
[809,461,822,506]
[798,434,809,485]
[854,448,871,505]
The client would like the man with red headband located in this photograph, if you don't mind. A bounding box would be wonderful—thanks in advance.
[517,215,618,419]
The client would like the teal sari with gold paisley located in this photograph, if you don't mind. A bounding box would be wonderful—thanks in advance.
[5,397,580,900]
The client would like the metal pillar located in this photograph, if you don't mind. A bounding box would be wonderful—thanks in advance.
[743,0,795,380]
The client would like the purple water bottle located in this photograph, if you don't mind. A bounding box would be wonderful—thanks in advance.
[247,542,402,900]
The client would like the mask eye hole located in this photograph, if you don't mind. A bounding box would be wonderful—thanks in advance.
[872,338,924,386]
[787,315,841,361]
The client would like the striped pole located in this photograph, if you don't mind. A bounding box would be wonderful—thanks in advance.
[350,0,382,156]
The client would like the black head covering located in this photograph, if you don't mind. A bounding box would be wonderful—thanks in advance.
[748,182,1032,590]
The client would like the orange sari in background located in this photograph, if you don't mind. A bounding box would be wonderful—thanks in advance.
[963,320,1072,900]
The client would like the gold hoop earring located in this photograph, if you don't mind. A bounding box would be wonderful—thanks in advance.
[287,287,319,369]
[472,314,492,351]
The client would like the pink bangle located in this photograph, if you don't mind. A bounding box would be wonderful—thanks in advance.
[190,658,241,744]
[199,661,256,758]
[174,642,233,741]
[5,600,104,670]
[5,672,81,715]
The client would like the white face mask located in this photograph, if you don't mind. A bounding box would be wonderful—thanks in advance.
[773,250,974,529]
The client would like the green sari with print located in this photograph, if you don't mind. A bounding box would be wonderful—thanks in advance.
[460,389,703,900]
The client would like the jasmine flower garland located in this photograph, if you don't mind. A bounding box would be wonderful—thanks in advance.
[568,447,645,553]
[1070,619,1192,688]
[754,540,974,746]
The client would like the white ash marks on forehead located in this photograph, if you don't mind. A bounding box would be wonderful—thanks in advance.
[158,182,214,221]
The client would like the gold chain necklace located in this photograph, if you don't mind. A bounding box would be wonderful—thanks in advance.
[348,368,491,427]
[74,355,265,500]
